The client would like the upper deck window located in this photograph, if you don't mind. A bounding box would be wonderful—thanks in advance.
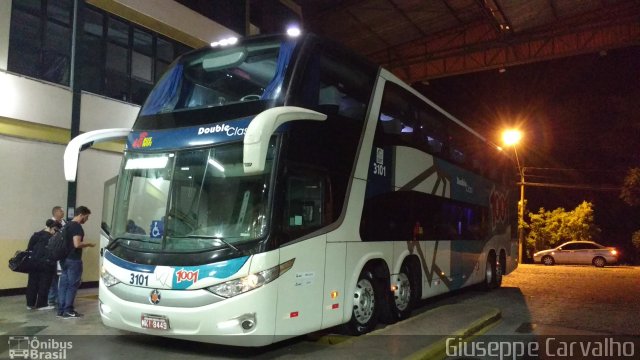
[141,39,296,116]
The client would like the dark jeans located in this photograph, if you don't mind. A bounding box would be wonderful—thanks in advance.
[26,270,54,308]
[58,259,83,314]
[48,273,58,304]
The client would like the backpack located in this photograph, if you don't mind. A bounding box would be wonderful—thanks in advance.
[46,225,74,262]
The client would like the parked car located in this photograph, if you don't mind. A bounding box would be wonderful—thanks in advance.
[533,241,618,267]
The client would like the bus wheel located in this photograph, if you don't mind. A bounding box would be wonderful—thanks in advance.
[483,252,498,290]
[390,264,415,321]
[345,269,382,335]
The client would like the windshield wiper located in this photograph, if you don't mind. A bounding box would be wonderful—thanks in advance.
[172,235,241,253]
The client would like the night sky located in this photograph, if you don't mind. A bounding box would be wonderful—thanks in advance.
[416,46,640,257]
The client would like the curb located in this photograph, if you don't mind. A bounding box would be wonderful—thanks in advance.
[404,307,502,360]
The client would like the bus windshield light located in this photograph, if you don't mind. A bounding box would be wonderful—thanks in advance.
[125,156,169,170]
[101,267,120,287]
[207,259,294,298]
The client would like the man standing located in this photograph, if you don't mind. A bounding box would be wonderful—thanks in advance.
[57,206,95,319]
[48,206,66,307]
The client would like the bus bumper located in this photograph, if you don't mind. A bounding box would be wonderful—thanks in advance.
[98,280,278,346]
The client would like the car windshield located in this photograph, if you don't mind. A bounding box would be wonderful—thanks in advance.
[140,37,296,116]
[110,140,274,252]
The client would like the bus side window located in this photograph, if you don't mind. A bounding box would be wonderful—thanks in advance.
[283,173,327,240]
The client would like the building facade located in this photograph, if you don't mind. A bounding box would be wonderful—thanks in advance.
[0,0,243,291]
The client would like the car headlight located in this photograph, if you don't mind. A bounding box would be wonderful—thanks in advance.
[207,259,294,298]
[101,267,120,287]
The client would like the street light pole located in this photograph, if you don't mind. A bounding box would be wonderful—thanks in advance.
[502,129,525,264]
[513,146,525,264]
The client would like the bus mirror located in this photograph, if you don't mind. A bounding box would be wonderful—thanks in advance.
[64,128,131,182]
[243,106,327,174]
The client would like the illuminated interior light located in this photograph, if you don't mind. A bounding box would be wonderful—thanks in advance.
[208,158,225,172]
[330,291,339,299]
[390,285,398,291]
[125,156,168,170]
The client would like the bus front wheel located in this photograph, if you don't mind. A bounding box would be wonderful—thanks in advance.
[345,269,383,335]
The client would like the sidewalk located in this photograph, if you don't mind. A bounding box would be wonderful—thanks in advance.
[299,304,501,360]
[0,287,501,359]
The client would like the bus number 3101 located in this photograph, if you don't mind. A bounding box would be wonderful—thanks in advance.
[130,273,149,286]
[373,163,387,176]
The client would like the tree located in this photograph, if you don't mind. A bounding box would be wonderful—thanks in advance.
[632,231,640,260]
[620,167,640,206]
[621,168,640,263]
[526,201,600,251]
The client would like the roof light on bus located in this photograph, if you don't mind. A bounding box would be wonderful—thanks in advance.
[124,156,169,170]
[211,36,239,47]
[286,27,301,37]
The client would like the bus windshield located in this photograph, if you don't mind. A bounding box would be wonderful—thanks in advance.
[110,141,272,252]
[140,37,295,116]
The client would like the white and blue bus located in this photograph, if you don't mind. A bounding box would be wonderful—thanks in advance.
[65,32,517,346]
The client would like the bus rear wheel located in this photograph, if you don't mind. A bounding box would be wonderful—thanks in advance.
[483,251,501,290]
[345,269,383,335]
[390,264,416,321]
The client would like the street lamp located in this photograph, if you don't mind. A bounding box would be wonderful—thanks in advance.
[502,129,525,264]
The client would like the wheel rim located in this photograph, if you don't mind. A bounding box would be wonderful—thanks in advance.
[543,256,553,265]
[485,259,493,284]
[353,278,375,324]
[394,273,411,311]
[594,258,605,267]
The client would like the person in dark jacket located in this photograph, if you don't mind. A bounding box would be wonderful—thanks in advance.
[26,219,58,310]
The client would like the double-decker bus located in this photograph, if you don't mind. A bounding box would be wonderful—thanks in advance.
[64,32,517,346]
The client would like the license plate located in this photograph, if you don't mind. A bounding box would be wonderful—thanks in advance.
[141,314,169,330]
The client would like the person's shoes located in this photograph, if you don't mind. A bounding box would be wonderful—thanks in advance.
[62,311,83,319]
[56,312,64,318]
[27,306,34,310]
[37,305,56,311]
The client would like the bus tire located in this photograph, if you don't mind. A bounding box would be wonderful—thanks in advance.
[390,263,416,321]
[483,251,498,290]
[344,268,383,335]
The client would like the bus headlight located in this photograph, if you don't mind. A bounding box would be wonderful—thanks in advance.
[207,258,294,298]
[101,268,120,287]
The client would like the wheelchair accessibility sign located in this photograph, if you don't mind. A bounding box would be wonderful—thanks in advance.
[150,220,164,239]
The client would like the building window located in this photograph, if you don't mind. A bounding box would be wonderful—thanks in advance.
[8,1,192,105]
[8,0,72,86]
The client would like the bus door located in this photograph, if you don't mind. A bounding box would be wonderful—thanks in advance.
[275,170,329,335]
[100,176,118,260]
